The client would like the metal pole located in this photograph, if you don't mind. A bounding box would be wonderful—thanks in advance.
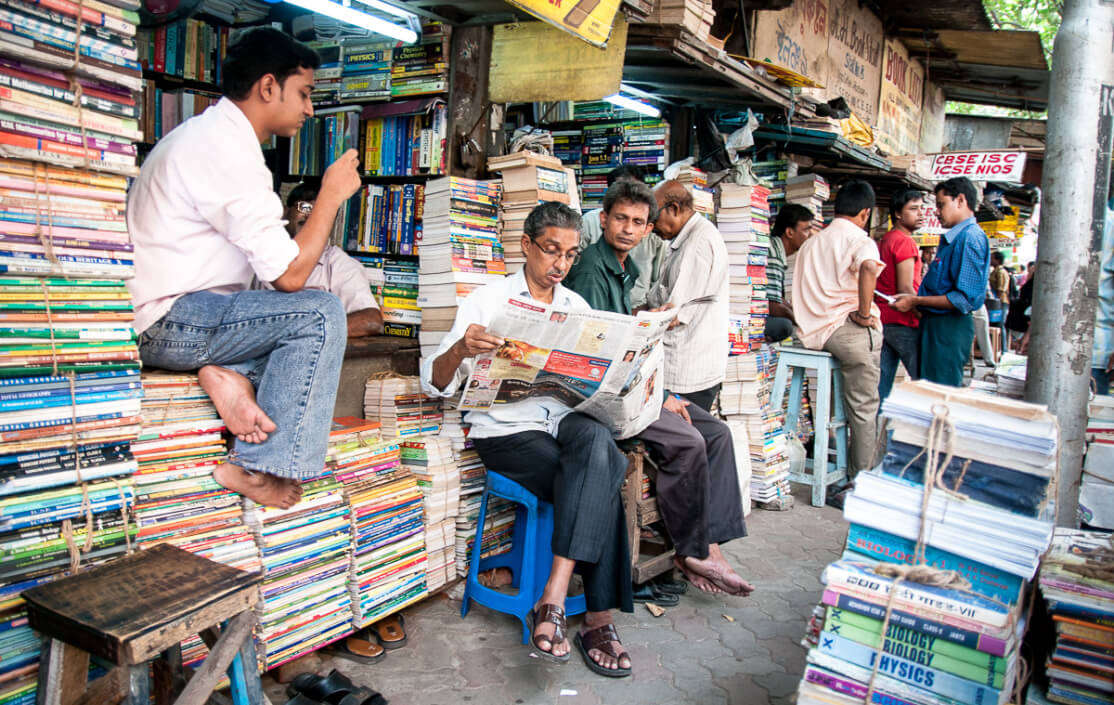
[1025,0,1114,527]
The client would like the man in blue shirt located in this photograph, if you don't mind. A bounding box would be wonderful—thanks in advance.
[890,177,990,386]
[1092,197,1114,394]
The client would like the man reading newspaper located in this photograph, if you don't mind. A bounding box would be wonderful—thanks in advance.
[564,180,752,599]
[420,202,636,677]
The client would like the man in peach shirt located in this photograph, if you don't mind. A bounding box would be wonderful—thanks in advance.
[792,180,884,505]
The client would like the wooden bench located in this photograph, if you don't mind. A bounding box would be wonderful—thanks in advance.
[23,544,264,705]
[619,441,675,584]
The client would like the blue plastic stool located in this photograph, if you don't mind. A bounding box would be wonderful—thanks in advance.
[770,345,849,507]
[460,471,587,644]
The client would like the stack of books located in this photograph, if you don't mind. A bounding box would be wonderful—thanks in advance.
[1037,529,1113,705]
[487,152,572,270]
[622,120,670,174]
[646,0,715,40]
[753,159,791,220]
[1081,396,1114,530]
[798,380,1058,705]
[326,418,427,629]
[390,24,448,98]
[785,174,830,220]
[718,182,770,356]
[400,436,459,591]
[338,39,392,103]
[244,472,354,670]
[674,166,715,220]
[288,106,361,177]
[551,130,583,178]
[745,346,791,504]
[363,375,442,437]
[139,82,219,143]
[352,254,419,339]
[361,105,448,177]
[417,177,503,357]
[136,18,229,84]
[348,183,424,256]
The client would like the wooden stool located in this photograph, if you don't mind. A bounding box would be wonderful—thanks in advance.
[23,544,264,705]
[770,346,850,507]
[618,441,675,584]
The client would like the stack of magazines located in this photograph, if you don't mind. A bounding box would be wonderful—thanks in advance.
[797,380,1057,705]
[364,374,442,437]
[400,436,458,591]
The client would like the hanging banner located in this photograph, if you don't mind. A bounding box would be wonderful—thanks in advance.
[876,38,924,157]
[929,151,1028,182]
[504,0,623,48]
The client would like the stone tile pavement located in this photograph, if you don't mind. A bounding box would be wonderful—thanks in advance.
[263,486,845,705]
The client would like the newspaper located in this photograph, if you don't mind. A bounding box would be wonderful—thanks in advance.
[459,298,677,438]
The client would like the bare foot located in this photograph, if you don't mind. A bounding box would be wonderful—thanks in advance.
[214,463,302,509]
[680,555,754,596]
[198,365,276,443]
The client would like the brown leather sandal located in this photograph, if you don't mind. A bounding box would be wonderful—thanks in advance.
[373,614,406,650]
[528,603,570,663]
[574,623,632,678]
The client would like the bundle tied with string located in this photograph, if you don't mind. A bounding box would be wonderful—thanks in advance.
[860,403,1038,705]
[368,370,436,437]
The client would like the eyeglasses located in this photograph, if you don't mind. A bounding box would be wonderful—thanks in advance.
[528,239,580,266]
[294,201,314,214]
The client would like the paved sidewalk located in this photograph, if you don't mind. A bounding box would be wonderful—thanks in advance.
[264,486,845,705]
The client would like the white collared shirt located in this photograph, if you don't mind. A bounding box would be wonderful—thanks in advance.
[126,97,300,333]
[420,269,590,440]
[646,213,730,393]
[256,245,378,314]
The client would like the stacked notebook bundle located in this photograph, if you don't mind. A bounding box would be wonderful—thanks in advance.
[718,182,771,357]
[785,174,830,220]
[674,165,715,220]
[744,346,791,504]
[326,418,427,629]
[1037,529,1114,705]
[390,24,449,98]
[797,380,1058,705]
[487,152,574,270]
[244,473,354,670]
[417,176,503,357]
[400,436,459,591]
[364,374,442,437]
[753,159,790,220]
[646,0,715,39]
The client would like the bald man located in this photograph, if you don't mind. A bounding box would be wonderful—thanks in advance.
[644,180,730,414]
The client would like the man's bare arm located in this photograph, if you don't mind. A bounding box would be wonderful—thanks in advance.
[346,308,384,338]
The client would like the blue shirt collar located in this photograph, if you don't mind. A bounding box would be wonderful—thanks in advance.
[942,216,977,244]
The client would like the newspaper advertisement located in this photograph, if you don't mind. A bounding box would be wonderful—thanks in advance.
[458,298,676,438]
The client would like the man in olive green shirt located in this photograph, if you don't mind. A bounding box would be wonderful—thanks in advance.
[565,182,646,314]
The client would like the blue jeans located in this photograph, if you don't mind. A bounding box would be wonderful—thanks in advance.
[1094,368,1110,396]
[879,323,920,400]
[138,289,347,479]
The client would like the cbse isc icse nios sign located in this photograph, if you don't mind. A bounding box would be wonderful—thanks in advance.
[929,151,1028,182]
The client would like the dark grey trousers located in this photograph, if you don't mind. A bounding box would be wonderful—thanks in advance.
[637,404,747,559]
[472,413,633,613]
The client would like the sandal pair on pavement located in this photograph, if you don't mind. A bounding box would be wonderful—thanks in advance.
[285,669,387,705]
[332,614,407,664]
[529,604,631,678]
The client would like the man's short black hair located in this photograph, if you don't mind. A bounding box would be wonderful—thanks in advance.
[606,165,646,188]
[523,201,582,241]
[222,28,320,101]
[285,182,319,208]
[889,188,924,219]
[992,250,1005,264]
[834,180,876,217]
[934,177,979,211]
[772,204,814,239]
[602,181,658,221]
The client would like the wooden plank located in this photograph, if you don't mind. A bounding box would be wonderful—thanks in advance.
[226,617,266,705]
[37,638,90,705]
[73,667,127,705]
[174,611,255,705]
[632,550,675,584]
[447,25,493,179]
[125,589,258,665]
[489,17,627,103]
[23,545,259,665]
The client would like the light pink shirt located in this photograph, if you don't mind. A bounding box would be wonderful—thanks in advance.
[257,245,378,314]
[792,217,884,350]
[126,98,299,333]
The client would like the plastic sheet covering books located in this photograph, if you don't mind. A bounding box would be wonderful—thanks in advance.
[326,417,427,629]
[796,379,1059,705]
[364,374,442,437]
[1038,529,1114,705]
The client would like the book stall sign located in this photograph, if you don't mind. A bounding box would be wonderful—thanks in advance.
[929,151,1028,182]
[824,0,884,123]
[751,0,830,104]
[876,38,924,157]
[504,0,623,48]
[916,193,945,236]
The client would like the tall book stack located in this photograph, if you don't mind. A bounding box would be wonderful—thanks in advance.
[243,473,354,670]
[417,177,503,358]
[326,418,427,629]
[621,120,670,174]
[389,24,448,98]
[753,159,791,220]
[363,374,442,437]
[551,129,583,179]
[352,254,420,339]
[399,436,457,591]
[1037,529,1114,705]
[785,173,830,220]
[132,371,261,675]
[745,347,791,504]
[487,152,573,270]
[797,380,1057,705]
[674,166,715,220]
[581,123,624,209]
[717,183,770,357]
[0,0,143,694]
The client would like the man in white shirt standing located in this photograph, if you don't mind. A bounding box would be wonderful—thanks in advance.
[422,202,634,678]
[645,180,730,413]
[268,182,383,338]
[126,28,361,509]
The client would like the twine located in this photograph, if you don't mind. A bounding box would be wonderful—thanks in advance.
[31,165,63,274]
